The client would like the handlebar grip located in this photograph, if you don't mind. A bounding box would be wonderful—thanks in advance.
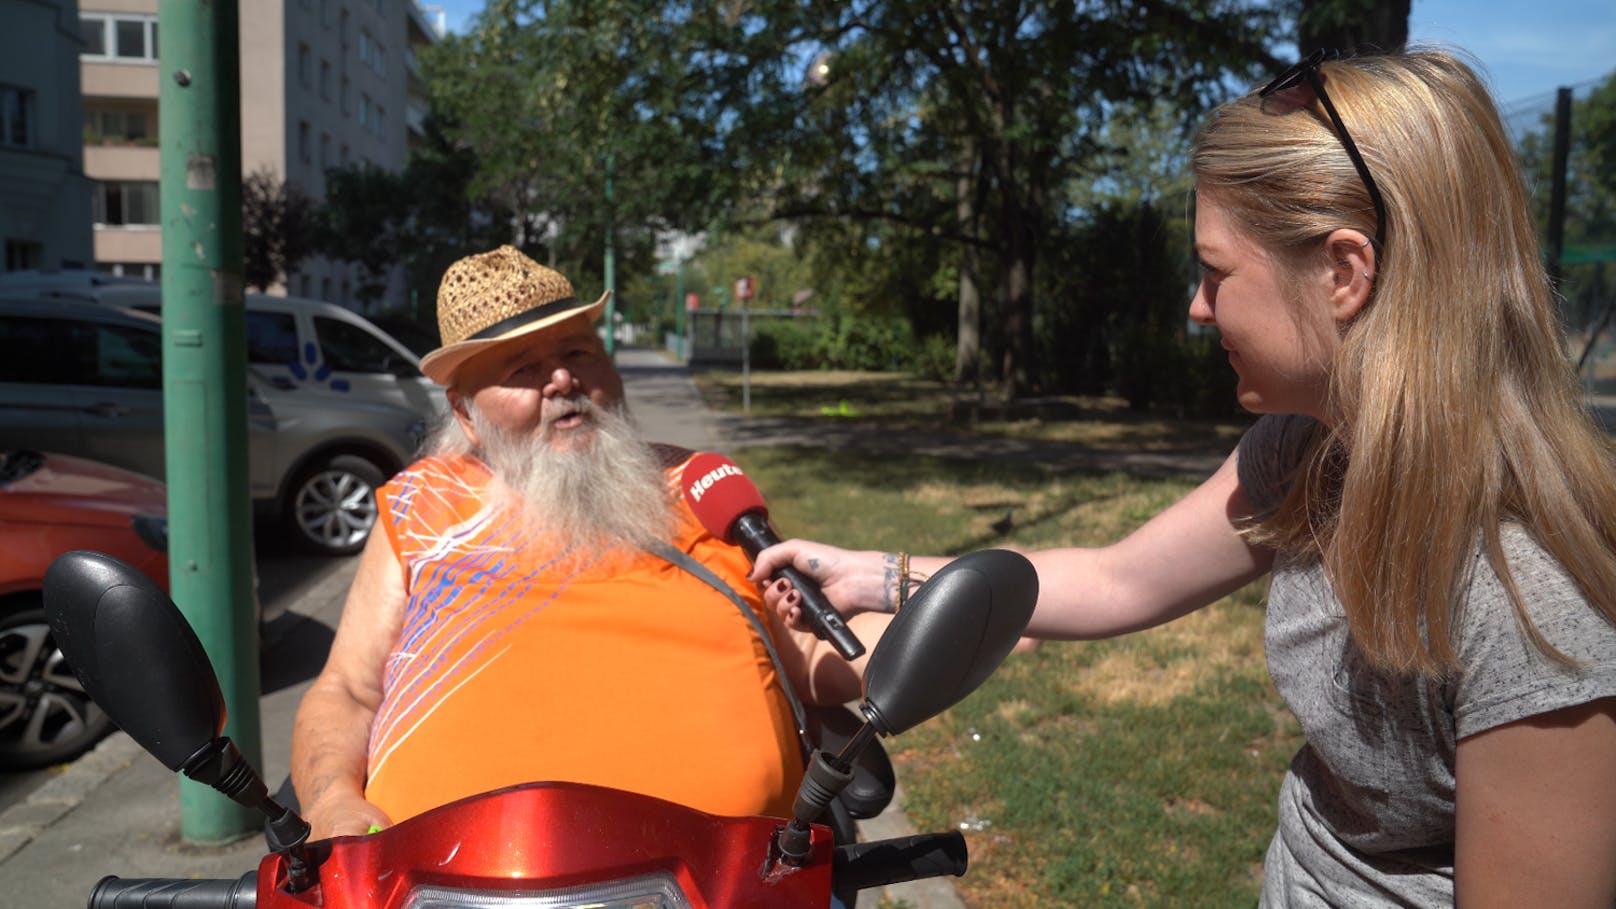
[832,831,967,893]
[89,873,257,909]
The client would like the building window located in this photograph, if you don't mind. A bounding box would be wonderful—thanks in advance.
[298,121,311,163]
[93,181,160,226]
[340,76,350,114]
[320,132,331,168]
[298,43,312,88]
[84,107,154,144]
[340,8,349,48]
[5,239,42,272]
[320,60,332,101]
[301,275,313,297]
[320,277,332,301]
[339,143,349,165]
[358,93,371,129]
[320,0,332,27]
[2,86,34,148]
[81,15,159,63]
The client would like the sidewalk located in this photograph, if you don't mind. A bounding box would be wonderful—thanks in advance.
[0,346,965,909]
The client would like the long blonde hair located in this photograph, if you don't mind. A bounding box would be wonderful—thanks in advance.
[1193,48,1616,675]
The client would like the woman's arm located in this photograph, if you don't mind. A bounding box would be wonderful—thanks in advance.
[1454,697,1616,907]
[290,528,408,840]
[755,450,1273,640]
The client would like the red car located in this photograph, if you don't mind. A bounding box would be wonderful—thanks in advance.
[0,449,169,769]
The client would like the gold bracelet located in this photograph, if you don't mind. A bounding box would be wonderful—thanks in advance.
[896,551,910,612]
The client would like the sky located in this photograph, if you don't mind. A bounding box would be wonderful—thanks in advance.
[420,0,1615,108]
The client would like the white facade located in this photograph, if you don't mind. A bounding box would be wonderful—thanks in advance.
[77,0,437,308]
[0,0,94,272]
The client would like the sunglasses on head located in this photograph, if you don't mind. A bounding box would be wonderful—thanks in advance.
[1259,49,1388,251]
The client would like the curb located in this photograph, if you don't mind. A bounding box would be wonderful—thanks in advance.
[0,732,141,863]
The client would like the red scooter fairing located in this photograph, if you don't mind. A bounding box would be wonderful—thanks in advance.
[252,781,832,909]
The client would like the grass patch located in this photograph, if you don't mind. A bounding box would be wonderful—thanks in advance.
[712,370,1293,907]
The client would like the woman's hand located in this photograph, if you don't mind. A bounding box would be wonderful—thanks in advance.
[750,540,899,629]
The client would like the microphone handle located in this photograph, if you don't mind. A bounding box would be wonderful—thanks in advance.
[733,515,866,660]
[777,564,866,660]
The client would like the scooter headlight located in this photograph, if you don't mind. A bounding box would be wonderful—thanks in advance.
[402,872,692,909]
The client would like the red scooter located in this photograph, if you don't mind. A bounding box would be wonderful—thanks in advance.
[42,547,1036,908]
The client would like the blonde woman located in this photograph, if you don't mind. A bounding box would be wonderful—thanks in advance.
[753,49,1616,907]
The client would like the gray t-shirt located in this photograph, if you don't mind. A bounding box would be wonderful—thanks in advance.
[1237,414,1616,907]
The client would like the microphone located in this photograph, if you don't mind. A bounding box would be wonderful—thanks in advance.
[681,452,866,660]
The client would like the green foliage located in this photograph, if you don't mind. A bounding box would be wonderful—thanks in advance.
[748,313,921,372]
[242,168,318,293]
[318,163,408,305]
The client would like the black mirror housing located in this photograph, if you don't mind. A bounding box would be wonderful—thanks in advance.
[43,550,226,771]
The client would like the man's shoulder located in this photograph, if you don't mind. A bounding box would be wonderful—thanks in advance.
[389,452,492,492]
[650,443,698,472]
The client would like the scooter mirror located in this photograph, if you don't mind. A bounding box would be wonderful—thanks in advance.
[860,549,1037,737]
[43,550,226,772]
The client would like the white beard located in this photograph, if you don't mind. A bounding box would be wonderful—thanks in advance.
[446,397,677,564]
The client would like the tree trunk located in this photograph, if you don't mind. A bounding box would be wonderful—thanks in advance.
[999,203,1035,402]
[955,138,981,387]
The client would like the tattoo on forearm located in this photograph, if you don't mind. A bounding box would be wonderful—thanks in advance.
[882,552,900,613]
[808,558,821,571]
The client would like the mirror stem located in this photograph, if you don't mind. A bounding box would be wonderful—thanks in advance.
[778,719,883,866]
[181,737,320,892]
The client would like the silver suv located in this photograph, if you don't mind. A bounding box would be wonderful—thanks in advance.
[0,272,447,423]
[0,297,425,555]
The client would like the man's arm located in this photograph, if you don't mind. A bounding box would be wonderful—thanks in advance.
[290,527,408,840]
[772,608,889,707]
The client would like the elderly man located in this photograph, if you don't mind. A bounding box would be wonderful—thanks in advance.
[290,246,882,839]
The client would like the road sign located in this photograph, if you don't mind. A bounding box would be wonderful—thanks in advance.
[734,275,755,301]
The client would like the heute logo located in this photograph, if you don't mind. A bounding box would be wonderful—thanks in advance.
[686,462,745,503]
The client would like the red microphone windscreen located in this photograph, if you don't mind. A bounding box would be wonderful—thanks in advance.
[681,452,768,543]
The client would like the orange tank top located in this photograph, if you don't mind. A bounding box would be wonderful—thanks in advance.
[363,451,803,823]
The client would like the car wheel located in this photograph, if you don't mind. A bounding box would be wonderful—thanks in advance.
[285,454,387,556]
[0,603,115,770]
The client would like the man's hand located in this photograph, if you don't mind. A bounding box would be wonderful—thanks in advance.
[305,790,393,841]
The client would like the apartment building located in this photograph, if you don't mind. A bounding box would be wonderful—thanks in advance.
[0,0,93,272]
[79,0,439,308]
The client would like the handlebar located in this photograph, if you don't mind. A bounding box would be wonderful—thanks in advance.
[833,831,968,893]
[89,873,256,909]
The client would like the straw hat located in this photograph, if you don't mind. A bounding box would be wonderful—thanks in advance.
[418,245,609,385]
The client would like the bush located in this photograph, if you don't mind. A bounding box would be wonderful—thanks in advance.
[750,314,923,372]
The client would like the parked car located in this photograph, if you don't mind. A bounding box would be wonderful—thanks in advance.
[0,271,447,422]
[0,448,168,769]
[0,297,425,555]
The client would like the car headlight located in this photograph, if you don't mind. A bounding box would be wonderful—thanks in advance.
[401,872,691,909]
[131,514,169,552]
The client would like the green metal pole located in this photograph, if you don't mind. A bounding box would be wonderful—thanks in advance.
[159,0,260,843]
[603,147,616,356]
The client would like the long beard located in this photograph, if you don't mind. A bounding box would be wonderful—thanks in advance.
[468,398,677,565]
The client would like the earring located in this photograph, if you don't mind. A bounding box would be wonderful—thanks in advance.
[1362,271,1373,282]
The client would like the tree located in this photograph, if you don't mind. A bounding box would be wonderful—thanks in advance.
[1295,0,1410,55]
[753,1,1286,399]
[242,168,318,293]
[319,163,407,306]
